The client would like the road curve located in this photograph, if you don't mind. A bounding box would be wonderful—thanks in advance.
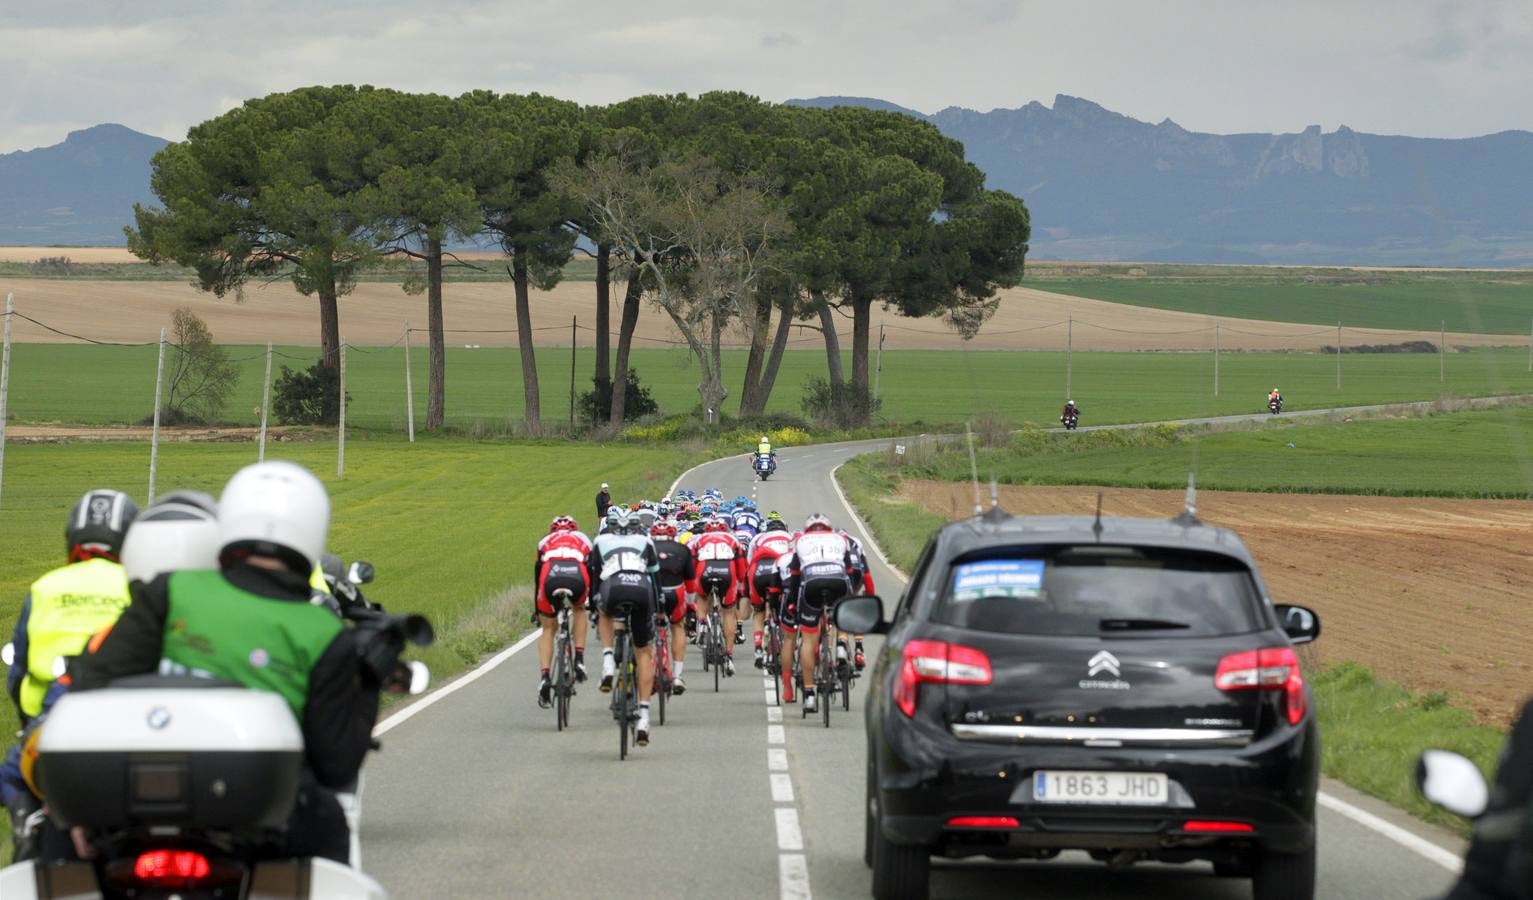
[362,405,1473,899]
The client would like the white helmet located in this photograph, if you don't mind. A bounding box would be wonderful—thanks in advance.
[120,490,220,584]
[218,461,329,573]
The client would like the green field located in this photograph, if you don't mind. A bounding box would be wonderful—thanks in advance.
[877,405,1533,498]
[834,454,1508,833]
[0,438,686,751]
[1030,276,1533,334]
[0,257,601,283]
[8,342,1530,431]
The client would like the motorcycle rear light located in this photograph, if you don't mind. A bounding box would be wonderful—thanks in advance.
[133,849,211,887]
[1215,646,1307,725]
[894,639,992,718]
[947,815,1019,829]
[1182,820,1255,834]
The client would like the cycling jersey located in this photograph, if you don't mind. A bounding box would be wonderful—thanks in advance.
[783,531,854,632]
[747,530,793,611]
[535,530,594,616]
[690,531,747,608]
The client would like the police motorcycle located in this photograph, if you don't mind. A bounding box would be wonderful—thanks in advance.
[0,596,432,899]
[753,453,776,481]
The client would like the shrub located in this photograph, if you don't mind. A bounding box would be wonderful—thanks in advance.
[800,377,881,428]
[162,307,239,424]
[273,360,348,425]
[578,368,659,424]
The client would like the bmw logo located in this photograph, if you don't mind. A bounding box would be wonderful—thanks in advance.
[146,706,171,730]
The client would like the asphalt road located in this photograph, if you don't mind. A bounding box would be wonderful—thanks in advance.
[363,408,1475,899]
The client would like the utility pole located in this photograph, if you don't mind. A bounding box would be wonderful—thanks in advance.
[1335,321,1342,390]
[1440,320,1445,383]
[873,321,886,403]
[569,315,577,427]
[258,341,272,461]
[337,338,346,478]
[1213,321,1220,397]
[1065,316,1073,400]
[403,323,415,443]
[148,328,167,504]
[0,294,12,510]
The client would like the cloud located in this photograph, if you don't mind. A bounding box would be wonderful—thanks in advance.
[761,31,796,48]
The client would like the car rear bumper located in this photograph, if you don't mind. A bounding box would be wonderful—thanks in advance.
[876,717,1318,857]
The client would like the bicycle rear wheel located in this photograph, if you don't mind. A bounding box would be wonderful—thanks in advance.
[554,631,571,731]
[819,639,834,728]
[657,632,669,726]
[614,632,632,761]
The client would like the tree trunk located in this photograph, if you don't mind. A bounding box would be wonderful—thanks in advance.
[317,267,340,372]
[512,252,540,429]
[751,300,796,415]
[594,242,611,401]
[608,268,642,429]
[851,294,873,393]
[738,294,772,416]
[426,236,446,430]
[814,293,845,407]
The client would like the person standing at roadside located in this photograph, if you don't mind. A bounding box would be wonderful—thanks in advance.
[596,482,612,520]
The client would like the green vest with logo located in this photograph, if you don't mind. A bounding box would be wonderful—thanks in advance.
[21,558,133,717]
[162,569,344,719]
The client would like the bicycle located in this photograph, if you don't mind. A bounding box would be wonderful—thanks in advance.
[551,589,577,731]
[763,604,784,705]
[653,607,673,726]
[700,583,728,693]
[609,600,640,760]
[800,602,839,727]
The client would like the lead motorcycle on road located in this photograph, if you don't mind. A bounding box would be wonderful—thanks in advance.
[753,453,776,481]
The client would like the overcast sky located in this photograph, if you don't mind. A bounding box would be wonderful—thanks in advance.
[3,0,1530,153]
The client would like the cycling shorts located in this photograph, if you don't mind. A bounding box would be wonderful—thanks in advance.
[698,562,739,608]
[659,585,687,625]
[600,573,656,649]
[536,561,588,617]
[750,560,780,610]
[797,570,851,633]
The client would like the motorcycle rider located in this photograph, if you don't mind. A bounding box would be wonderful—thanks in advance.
[1060,399,1079,425]
[747,517,794,669]
[1268,387,1283,410]
[690,517,748,676]
[3,489,139,861]
[589,507,661,747]
[535,515,596,708]
[650,521,696,695]
[779,513,855,713]
[70,461,392,863]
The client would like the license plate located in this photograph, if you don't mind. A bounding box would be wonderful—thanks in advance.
[1032,770,1169,805]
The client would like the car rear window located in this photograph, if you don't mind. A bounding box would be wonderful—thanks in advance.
[936,546,1263,637]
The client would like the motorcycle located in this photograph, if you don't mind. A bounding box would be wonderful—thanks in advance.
[1061,411,1079,430]
[753,453,776,481]
[1268,397,1283,415]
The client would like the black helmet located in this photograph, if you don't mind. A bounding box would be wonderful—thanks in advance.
[66,489,139,559]
[764,518,789,533]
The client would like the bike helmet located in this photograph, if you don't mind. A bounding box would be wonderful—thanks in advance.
[704,518,731,533]
[804,512,833,533]
[764,518,788,533]
[650,521,678,539]
[219,461,329,574]
[766,510,782,521]
[550,515,578,533]
[1066,400,1075,406]
[119,490,217,583]
[66,488,139,560]
[760,435,768,443]
[610,507,638,534]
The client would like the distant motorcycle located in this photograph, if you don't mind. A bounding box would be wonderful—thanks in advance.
[1061,411,1080,431]
[754,453,776,481]
[1268,397,1283,415]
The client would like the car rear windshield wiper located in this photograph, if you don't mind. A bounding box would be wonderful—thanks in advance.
[1099,618,1191,631]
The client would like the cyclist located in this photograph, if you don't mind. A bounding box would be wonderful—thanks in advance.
[746,518,794,669]
[840,529,876,670]
[589,507,661,747]
[690,517,748,675]
[635,502,658,532]
[650,521,696,695]
[534,516,596,709]
[779,513,854,713]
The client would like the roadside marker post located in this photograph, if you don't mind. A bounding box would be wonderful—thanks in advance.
[258,341,272,461]
[404,323,415,443]
[337,338,347,479]
[148,327,167,504]
[0,294,12,510]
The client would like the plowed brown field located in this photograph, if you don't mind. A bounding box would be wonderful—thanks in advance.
[898,480,1533,724]
[0,276,1515,352]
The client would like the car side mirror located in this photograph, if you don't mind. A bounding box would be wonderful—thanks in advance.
[1273,604,1320,645]
[348,561,375,585]
[834,595,889,635]
[1416,750,1488,819]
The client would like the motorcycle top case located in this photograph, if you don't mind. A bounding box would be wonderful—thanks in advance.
[36,681,304,830]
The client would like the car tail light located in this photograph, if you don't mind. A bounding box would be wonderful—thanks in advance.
[133,850,211,887]
[947,815,1019,829]
[894,639,992,718]
[1182,820,1255,834]
[1215,647,1307,725]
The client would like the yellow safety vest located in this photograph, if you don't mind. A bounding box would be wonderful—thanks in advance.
[759,441,771,455]
[21,558,132,717]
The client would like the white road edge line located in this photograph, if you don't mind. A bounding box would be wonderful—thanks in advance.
[825,456,1466,875]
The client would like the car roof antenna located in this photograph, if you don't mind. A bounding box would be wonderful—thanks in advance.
[982,472,1008,523]
[1173,471,1200,526]
[964,421,983,517]
[1092,491,1104,540]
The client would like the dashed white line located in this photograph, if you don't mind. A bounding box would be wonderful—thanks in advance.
[768,724,786,744]
[778,855,812,900]
[770,773,796,803]
[767,706,783,723]
[774,807,805,851]
[768,748,789,770]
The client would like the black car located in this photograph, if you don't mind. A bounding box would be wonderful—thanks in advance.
[837,504,1322,900]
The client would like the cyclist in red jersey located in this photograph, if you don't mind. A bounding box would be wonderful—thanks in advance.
[535,515,596,708]
[689,517,748,676]
[841,530,875,670]
[746,516,794,669]
[650,521,697,694]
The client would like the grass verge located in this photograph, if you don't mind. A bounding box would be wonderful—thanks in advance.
[835,453,1507,836]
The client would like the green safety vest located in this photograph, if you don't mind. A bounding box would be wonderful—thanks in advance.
[20,558,132,717]
[162,569,344,719]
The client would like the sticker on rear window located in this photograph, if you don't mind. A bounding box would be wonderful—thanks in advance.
[951,560,1044,601]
